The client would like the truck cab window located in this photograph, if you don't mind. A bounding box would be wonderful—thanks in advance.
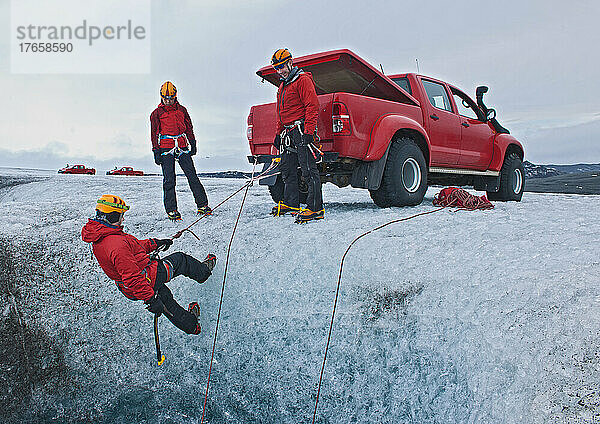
[422,80,452,112]
[451,88,485,120]
[452,93,478,119]
[391,77,412,95]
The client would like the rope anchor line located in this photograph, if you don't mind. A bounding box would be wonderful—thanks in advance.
[311,189,494,422]
[310,207,445,423]
[170,160,277,241]
[200,159,258,423]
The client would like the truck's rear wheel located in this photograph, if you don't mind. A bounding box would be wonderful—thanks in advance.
[268,174,308,205]
[369,137,428,207]
[487,152,524,201]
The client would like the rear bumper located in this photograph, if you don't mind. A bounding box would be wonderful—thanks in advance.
[248,152,340,186]
[247,152,339,164]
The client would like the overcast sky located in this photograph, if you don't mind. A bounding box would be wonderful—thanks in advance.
[1,0,598,172]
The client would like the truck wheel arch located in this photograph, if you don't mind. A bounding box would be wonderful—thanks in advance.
[349,115,430,191]
[490,134,524,171]
[365,114,430,162]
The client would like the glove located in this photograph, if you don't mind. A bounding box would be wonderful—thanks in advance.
[153,150,162,166]
[301,133,314,146]
[154,238,173,251]
[189,142,197,156]
[273,134,281,151]
[146,294,164,316]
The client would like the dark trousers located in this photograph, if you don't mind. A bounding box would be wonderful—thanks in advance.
[153,252,211,334]
[160,149,208,213]
[280,128,323,211]
[280,150,300,208]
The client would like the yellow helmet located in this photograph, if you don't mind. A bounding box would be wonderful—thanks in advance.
[271,48,292,69]
[96,194,130,214]
[160,81,177,99]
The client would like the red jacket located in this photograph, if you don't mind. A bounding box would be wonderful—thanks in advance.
[150,100,196,150]
[81,219,158,302]
[276,70,319,135]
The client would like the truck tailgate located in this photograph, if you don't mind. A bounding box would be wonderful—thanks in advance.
[249,94,334,155]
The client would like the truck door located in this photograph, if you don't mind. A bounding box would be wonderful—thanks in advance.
[450,88,494,170]
[420,78,461,166]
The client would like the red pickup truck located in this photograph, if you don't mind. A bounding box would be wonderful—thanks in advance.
[106,166,144,176]
[58,164,96,175]
[247,49,525,207]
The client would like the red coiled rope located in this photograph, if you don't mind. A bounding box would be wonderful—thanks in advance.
[432,187,494,210]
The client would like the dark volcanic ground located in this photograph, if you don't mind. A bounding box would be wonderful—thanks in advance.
[524,172,600,195]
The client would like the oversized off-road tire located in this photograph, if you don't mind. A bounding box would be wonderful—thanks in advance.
[369,137,428,208]
[487,152,524,201]
[268,174,308,204]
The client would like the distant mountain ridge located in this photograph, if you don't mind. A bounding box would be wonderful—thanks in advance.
[546,163,600,174]
[523,161,600,179]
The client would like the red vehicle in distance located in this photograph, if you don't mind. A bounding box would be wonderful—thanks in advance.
[58,164,96,175]
[247,49,525,207]
[106,166,144,176]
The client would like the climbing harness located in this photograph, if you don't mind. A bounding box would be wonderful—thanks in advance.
[159,134,190,159]
[200,160,258,423]
[280,122,300,153]
[280,120,323,162]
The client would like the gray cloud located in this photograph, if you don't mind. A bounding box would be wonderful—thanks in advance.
[1,0,599,168]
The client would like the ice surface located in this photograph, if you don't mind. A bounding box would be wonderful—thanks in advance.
[1,171,599,423]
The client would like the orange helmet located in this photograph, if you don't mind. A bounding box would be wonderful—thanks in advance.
[96,194,129,214]
[271,48,292,69]
[160,81,177,99]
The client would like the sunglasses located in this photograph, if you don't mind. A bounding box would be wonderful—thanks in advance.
[272,62,288,71]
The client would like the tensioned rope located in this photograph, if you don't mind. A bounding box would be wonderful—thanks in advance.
[151,161,269,365]
[200,160,258,423]
[311,188,495,422]
[171,160,277,241]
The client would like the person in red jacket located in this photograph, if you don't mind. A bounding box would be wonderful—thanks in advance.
[81,194,217,335]
[269,49,324,223]
[150,81,211,221]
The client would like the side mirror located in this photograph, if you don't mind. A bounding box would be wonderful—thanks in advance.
[486,108,496,120]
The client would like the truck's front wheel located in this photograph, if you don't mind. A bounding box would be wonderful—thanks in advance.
[487,152,524,201]
[369,137,428,207]
[268,174,308,205]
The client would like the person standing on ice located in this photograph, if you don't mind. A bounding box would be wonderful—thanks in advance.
[81,194,217,335]
[269,48,324,223]
[150,81,211,221]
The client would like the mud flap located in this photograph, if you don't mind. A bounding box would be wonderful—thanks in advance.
[473,175,500,192]
[350,142,392,190]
